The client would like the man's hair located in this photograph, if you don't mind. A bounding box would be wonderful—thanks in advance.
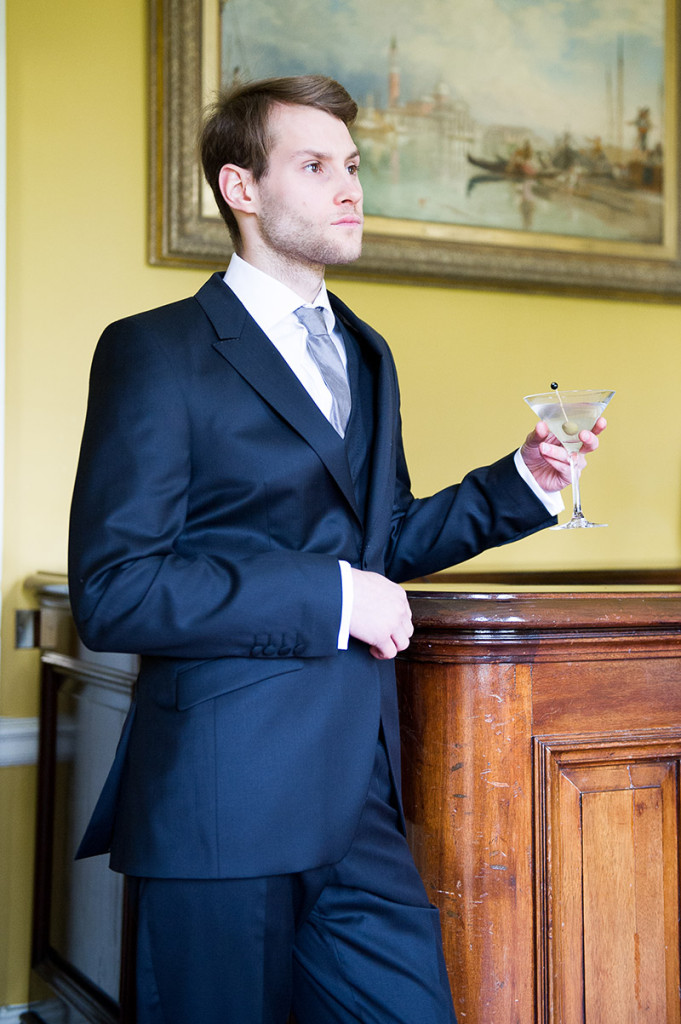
[200,75,358,249]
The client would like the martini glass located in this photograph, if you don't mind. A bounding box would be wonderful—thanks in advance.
[524,388,615,529]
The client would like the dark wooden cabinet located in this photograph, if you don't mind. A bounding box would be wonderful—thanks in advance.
[24,576,137,1024]
[396,589,681,1024]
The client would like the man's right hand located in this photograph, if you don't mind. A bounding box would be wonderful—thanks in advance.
[349,569,414,660]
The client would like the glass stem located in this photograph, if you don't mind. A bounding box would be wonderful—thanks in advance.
[569,453,585,521]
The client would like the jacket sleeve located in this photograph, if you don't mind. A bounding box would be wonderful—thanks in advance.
[68,317,343,659]
[382,403,556,583]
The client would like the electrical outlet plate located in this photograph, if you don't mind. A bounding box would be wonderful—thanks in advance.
[15,609,39,648]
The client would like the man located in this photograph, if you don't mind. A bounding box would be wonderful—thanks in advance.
[69,75,604,1024]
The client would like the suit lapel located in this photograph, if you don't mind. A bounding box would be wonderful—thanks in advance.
[329,293,399,555]
[195,274,361,521]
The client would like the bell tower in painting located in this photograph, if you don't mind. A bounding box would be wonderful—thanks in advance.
[388,36,400,108]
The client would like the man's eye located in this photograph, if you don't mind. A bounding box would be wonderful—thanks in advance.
[347,164,359,176]
[305,162,321,173]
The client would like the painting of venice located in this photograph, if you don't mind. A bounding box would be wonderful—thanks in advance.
[219,0,668,245]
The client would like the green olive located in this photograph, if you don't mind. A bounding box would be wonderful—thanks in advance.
[562,420,580,435]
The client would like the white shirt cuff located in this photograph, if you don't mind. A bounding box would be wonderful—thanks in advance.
[337,560,353,650]
[514,448,564,517]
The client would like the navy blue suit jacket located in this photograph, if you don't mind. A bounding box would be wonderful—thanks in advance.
[68,273,554,878]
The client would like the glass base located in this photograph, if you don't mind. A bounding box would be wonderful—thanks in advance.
[551,515,607,530]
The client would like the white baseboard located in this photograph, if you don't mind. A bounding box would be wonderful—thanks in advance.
[0,1007,24,1023]
[0,1007,25,1023]
[0,1001,67,1023]
[0,717,39,767]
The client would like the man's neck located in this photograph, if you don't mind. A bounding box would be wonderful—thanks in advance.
[237,245,325,305]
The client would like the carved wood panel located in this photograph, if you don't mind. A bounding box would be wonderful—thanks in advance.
[535,734,681,1024]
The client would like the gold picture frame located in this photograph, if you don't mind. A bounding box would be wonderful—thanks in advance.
[149,0,681,300]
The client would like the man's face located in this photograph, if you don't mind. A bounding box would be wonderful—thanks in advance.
[251,102,364,272]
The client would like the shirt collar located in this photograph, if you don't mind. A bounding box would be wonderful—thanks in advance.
[224,254,335,335]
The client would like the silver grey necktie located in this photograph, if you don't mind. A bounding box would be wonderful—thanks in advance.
[294,306,351,437]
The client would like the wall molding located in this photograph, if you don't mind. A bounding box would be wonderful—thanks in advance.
[0,1002,66,1023]
[0,717,39,767]
[0,1006,27,1023]
[0,1007,26,1023]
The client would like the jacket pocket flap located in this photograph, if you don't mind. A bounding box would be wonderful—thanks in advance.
[175,657,304,710]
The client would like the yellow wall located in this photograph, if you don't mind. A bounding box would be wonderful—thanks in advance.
[2,0,681,1007]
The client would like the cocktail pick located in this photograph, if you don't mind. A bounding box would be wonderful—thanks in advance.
[550,382,579,435]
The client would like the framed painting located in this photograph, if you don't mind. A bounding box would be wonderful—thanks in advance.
[149,0,681,299]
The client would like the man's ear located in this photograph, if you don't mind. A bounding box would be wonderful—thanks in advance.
[218,164,256,213]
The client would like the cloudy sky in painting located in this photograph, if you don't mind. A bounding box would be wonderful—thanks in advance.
[220,0,666,146]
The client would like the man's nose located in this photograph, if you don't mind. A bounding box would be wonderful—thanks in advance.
[334,168,362,204]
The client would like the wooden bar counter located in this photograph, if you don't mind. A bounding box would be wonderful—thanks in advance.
[396,587,681,1024]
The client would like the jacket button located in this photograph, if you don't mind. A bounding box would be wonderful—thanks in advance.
[252,645,264,656]
[293,643,306,656]
[262,644,277,656]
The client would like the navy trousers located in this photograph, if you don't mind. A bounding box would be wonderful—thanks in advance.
[133,737,457,1023]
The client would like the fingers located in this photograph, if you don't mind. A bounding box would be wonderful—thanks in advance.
[539,440,569,465]
[522,414,606,493]
[533,416,606,451]
[532,420,551,443]
[578,417,605,452]
[369,621,414,660]
[349,569,414,660]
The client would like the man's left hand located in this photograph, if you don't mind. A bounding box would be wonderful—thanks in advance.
[520,417,607,493]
